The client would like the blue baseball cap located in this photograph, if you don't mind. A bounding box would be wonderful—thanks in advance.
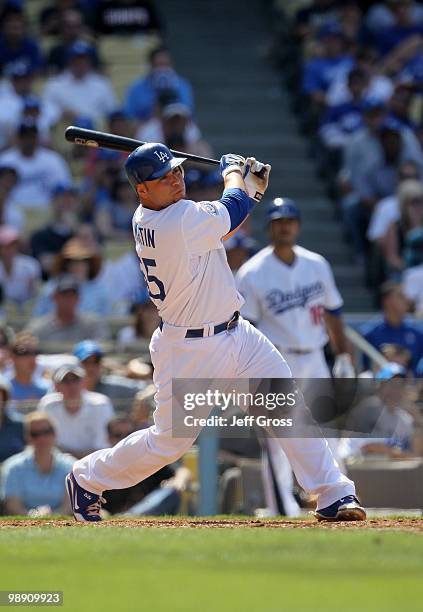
[379,116,402,134]
[375,362,407,381]
[4,60,33,79]
[316,21,344,40]
[73,340,103,362]
[267,197,301,222]
[125,142,186,187]
[51,183,77,197]
[23,95,40,111]
[361,96,386,113]
[67,40,95,61]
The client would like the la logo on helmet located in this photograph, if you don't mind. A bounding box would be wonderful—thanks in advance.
[154,150,170,163]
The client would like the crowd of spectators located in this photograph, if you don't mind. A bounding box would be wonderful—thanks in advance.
[275,0,423,298]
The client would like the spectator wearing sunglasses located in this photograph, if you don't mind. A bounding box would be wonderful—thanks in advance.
[38,363,114,458]
[7,332,50,406]
[0,411,75,516]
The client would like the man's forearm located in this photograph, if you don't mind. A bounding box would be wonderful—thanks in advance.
[324,311,349,355]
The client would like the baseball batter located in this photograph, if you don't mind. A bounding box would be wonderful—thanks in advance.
[236,198,355,515]
[66,145,365,522]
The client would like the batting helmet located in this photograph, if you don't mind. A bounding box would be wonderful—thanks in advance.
[124,143,186,189]
[267,197,300,222]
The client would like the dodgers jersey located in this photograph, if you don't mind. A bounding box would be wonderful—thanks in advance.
[236,245,343,351]
[132,197,243,327]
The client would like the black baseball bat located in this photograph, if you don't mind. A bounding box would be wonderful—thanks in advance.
[65,126,220,166]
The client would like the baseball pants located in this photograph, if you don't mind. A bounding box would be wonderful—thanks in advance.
[73,317,355,509]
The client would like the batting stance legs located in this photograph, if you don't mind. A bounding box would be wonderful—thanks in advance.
[73,317,355,509]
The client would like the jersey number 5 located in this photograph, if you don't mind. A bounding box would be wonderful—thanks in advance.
[141,258,166,301]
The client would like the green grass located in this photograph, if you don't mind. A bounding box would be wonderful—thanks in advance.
[0,521,422,612]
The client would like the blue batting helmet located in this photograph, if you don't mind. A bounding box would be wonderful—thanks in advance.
[267,197,300,222]
[124,142,186,189]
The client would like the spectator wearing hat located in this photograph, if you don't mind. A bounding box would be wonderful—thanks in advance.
[124,46,194,122]
[361,281,423,375]
[0,225,41,309]
[26,274,111,344]
[379,179,423,275]
[0,411,76,516]
[46,9,99,74]
[0,118,71,209]
[0,7,43,73]
[73,340,141,410]
[0,375,24,463]
[117,292,160,347]
[38,363,114,458]
[319,68,368,153]
[302,22,354,109]
[402,227,423,315]
[338,362,415,461]
[33,237,111,316]
[7,332,50,404]
[0,166,23,230]
[30,184,79,280]
[0,61,31,149]
[42,40,117,126]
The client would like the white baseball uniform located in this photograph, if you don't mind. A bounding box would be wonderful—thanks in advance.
[73,196,355,510]
[236,244,344,514]
[237,244,343,377]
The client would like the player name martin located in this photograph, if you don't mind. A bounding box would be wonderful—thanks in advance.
[135,224,156,248]
[183,415,293,427]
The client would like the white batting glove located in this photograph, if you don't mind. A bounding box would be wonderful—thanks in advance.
[219,154,246,179]
[243,157,271,202]
[332,353,355,378]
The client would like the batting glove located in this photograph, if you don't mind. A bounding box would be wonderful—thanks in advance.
[220,154,246,179]
[332,353,355,378]
[243,157,271,202]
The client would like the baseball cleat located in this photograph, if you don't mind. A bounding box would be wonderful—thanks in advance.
[314,495,366,522]
[66,472,105,522]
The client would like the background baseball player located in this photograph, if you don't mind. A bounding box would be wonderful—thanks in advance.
[66,145,365,523]
[236,197,355,515]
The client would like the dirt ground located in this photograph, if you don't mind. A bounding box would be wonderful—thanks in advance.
[1,518,422,531]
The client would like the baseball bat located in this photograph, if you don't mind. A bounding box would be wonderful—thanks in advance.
[65,126,220,167]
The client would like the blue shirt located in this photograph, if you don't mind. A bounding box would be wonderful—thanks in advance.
[124,71,194,120]
[0,36,43,72]
[0,411,24,462]
[361,318,423,374]
[302,55,354,94]
[0,447,76,511]
[9,377,51,401]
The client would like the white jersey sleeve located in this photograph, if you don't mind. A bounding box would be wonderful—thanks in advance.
[236,268,261,322]
[181,200,231,253]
